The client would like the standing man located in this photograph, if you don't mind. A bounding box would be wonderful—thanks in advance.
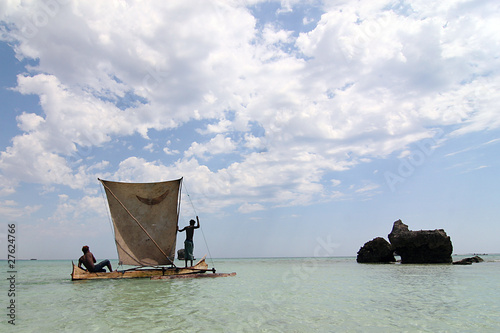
[178,216,200,267]
[78,245,113,272]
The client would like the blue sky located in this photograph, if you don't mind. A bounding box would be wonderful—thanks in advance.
[1,0,499,260]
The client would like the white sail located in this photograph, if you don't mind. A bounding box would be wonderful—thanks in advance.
[100,178,182,266]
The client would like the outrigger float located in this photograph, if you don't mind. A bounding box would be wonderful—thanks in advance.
[71,178,235,281]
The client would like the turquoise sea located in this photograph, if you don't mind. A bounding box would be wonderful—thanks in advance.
[2,255,500,332]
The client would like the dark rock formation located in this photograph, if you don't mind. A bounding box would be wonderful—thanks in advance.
[177,248,185,260]
[357,237,396,263]
[452,256,484,265]
[388,220,453,264]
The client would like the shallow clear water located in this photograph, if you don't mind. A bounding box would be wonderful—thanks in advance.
[2,256,500,332]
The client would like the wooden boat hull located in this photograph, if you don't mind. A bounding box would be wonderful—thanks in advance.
[71,257,213,280]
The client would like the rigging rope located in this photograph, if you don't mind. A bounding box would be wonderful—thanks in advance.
[182,181,216,268]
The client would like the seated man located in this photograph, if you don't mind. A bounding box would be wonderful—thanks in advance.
[78,245,113,272]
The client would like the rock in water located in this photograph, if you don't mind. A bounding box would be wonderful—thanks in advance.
[452,256,484,265]
[357,237,396,263]
[388,220,453,264]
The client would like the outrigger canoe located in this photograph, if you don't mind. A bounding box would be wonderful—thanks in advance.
[71,256,234,280]
[71,178,235,281]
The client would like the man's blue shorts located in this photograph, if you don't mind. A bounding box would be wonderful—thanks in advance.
[93,259,110,272]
